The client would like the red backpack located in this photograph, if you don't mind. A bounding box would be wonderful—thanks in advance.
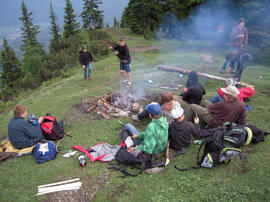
[41,116,65,140]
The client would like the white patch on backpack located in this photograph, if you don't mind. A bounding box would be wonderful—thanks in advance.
[39,143,49,155]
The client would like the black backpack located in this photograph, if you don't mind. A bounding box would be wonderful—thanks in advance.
[222,122,253,147]
[108,147,157,178]
[246,124,269,143]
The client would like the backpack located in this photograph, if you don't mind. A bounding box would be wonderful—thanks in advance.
[41,115,65,140]
[222,122,253,147]
[196,130,241,168]
[33,141,57,164]
[108,146,154,178]
[246,124,269,143]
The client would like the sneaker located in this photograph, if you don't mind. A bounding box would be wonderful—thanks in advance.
[121,80,128,84]
[132,115,140,122]
[88,77,92,80]
[126,82,132,87]
[219,70,225,74]
[83,78,86,80]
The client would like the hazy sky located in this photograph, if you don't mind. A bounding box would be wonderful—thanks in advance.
[0,0,129,27]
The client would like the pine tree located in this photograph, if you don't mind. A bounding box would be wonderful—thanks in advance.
[63,0,80,38]
[49,2,61,52]
[106,22,110,28]
[19,0,42,50]
[113,17,119,27]
[120,8,128,28]
[0,38,22,94]
[80,0,104,30]
[125,0,163,38]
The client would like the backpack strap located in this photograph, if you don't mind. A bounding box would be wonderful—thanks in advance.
[108,161,146,178]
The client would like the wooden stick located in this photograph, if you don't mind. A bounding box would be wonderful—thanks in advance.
[38,178,80,188]
[157,65,254,88]
[165,141,170,166]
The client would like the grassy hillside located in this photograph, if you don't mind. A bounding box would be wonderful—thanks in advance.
[0,28,269,201]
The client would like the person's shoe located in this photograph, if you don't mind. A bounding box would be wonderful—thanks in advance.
[126,82,132,87]
[60,119,66,127]
[132,115,140,122]
[88,77,92,80]
[121,79,128,84]
[219,70,225,74]
[83,77,86,80]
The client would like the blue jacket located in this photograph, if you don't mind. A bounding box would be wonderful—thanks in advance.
[8,117,43,149]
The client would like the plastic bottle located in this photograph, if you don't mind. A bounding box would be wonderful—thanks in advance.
[193,140,203,145]
[29,114,38,126]
[78,154,86,167]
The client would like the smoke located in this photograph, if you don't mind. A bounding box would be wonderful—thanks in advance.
[128,0,270,97]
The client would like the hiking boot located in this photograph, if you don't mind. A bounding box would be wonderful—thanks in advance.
[219,70,225,74]
[60,119,66,128]
[132,115,140,122]
[88,77,92,80]
[126,82,132,87]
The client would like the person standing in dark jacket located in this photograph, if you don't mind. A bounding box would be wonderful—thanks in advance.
[79,45,94,80]
[109,37,132,87]
[169,106,201,155]
[8,105,44,149]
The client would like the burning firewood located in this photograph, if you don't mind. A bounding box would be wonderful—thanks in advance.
[87,105,97,112]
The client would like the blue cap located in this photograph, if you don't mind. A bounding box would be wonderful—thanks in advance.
[146,103,161,116]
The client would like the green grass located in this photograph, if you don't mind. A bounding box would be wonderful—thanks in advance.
[0,28,270,201]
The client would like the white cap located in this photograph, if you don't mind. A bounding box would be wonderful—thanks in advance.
[171,107,184,119]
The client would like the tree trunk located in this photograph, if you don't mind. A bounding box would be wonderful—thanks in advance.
[157,65,254,88]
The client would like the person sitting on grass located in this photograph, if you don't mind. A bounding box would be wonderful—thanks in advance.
[123,103,168,155]
[190,86,246,128]
[132,91,181,124]
[8,105,66,149]
[168,107,201,156]
[210,78,255,104]
[8,105,44,149]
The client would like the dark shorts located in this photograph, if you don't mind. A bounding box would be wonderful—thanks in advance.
[120,63,131,73]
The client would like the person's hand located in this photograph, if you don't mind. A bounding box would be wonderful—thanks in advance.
[114,51,118,55]
[38,117,44,124]
[132,134,139,139]
[82,65,86,69]
[127,147,136,152]
[194,116,199,124]
[109,46,113,50]
[91,61,94,64]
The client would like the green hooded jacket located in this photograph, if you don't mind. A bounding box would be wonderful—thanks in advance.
[136,116,168,154]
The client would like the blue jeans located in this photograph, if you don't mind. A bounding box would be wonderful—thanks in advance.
[235,60,248,82]
[221,59,236,71]
[123,124,141,146]
[209,93,224,104]
[84,63,92,78]
[120,63,131,73]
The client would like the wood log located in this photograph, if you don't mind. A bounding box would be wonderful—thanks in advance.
[157,65,254,88]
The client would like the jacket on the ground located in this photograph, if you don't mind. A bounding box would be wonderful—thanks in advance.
[136,116,168,154]
[217,86,255,102]
[169,120,201,150]
[8,117,43,149]
[113,44,131,64]
[79,50,93,66]
[231,26,248,47]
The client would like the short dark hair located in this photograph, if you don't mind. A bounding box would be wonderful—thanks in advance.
[238,18,245,24]
[14,105,27,116]
[119,37,125,41]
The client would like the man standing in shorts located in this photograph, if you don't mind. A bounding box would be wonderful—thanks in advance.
[110,37,132,87]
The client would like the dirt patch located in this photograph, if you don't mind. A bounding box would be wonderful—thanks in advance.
[225,146,254,177]
[198,53,219,64]
[46,172,109,201]
[130,46,162,53]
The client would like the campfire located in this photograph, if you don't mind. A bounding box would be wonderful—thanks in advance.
[85,93,143,119]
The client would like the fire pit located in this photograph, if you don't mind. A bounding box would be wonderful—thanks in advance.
[85,93,143,119]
